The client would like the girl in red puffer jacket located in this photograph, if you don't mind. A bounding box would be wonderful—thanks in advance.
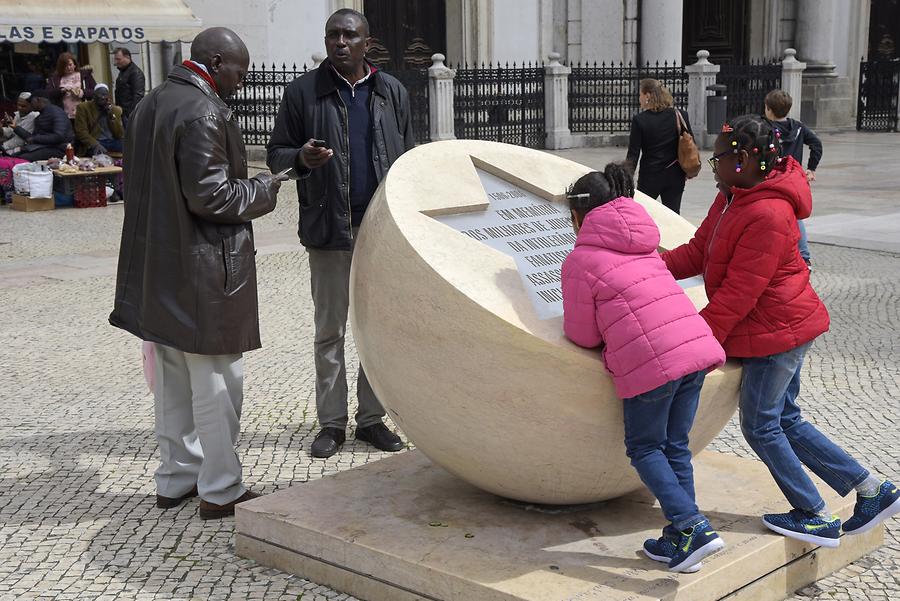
[662,114,899,549]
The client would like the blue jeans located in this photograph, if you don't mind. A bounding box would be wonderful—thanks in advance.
[739,343,869,513]
[623,371,706,531]
[97,137,124,153]
[797,219,811,262]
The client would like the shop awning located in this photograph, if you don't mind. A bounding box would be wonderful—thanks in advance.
[0,0,202,44]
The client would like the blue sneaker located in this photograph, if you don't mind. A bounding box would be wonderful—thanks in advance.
[843,480,900,535]
[643,531,702,573]
[668,520,725,572]
[762,509,841,548]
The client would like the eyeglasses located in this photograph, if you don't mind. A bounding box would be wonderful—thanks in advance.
[707,150,733,173]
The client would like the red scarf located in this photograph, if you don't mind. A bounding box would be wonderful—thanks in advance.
[182,60,218,93]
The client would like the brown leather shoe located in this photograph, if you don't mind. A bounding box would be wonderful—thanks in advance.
[198,490,260,520]
[156,485,198,509]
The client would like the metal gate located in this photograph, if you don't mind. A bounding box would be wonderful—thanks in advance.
[452,62,546,149]
[857,60,900,132]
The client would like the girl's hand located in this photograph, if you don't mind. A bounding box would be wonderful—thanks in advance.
[806,170,816,183]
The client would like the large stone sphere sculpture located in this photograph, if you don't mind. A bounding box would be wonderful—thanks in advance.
[350,140,740,504]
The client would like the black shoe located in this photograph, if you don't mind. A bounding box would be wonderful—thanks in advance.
[355,423,404,452]
[199,490,260,520]
[310,427,345,458]
[156,485,198,509]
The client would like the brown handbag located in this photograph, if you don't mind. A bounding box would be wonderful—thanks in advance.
[675,109,702,179]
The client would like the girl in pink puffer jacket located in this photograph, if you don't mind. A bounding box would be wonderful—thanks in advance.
[561,163,726,573]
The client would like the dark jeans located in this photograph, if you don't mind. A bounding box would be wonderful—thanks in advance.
[638,167,686,214]
[97,137,124,153]
[623,370,707,531]
[18,147,65,162]
[739,342,869,513]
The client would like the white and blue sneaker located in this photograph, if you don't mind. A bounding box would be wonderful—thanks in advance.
[843,480,900,535]
[643,532,702,573]
[762,509,841,548]
[668,520,725,573]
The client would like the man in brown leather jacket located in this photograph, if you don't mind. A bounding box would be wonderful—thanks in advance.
[109,28,281,520]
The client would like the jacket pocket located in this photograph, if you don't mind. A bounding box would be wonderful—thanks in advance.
[222,241,254,296]
[298,176,331,247]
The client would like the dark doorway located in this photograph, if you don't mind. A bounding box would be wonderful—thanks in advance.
[869,0,900,60]
[364,0,447,70]
[682,0,750,65]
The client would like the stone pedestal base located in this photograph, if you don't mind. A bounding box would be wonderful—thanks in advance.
[800,76,855,129]
[236,451,882,601]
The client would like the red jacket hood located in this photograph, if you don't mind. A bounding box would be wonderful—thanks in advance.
[728,155,812,220]
[575,197,660,254]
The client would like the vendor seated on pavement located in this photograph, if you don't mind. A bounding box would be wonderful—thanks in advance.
[17,89,74,162]
[74,84,124,156]
[1,92,40,156]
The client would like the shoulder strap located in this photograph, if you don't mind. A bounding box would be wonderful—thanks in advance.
[675,109,686,135]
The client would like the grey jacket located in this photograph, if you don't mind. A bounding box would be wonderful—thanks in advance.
[110,64,278,355]
[266,59,415,250]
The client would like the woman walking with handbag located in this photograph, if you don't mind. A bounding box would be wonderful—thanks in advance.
[626,79,700,214]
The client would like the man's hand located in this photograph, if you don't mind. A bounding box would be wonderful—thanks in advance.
[806,169,816,183]
[255,173,282,197]
[94,144,108,155]
[299,138,333,169]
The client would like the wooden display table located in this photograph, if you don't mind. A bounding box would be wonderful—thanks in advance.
[52,165,123,208]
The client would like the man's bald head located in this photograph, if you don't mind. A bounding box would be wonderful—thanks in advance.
[189,27,250,99]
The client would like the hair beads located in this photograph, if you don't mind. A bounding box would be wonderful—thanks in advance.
[722,114,783,177]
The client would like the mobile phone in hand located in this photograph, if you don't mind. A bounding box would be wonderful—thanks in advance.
[311,139,327,148]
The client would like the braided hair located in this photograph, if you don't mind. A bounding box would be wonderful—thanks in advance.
[722,114,784,174]
[567,162,635,216]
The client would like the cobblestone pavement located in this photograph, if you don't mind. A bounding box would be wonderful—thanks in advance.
[1,148,898,600]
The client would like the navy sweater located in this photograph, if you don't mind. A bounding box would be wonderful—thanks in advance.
[334,70,378,226]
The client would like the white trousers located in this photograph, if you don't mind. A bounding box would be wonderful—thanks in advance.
[152,343,246,505]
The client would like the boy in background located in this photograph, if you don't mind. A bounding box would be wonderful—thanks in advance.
[765,89,822,270]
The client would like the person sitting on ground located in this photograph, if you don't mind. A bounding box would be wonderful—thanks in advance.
[1,92,40,156]
[662,114,900,549]
[74,84,124,156]
[764,89,823,270]
[17,89,74,162]
[561,162,727,573]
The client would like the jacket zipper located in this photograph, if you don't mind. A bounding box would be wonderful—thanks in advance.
[704,195,734,280]
[337,95,353,240]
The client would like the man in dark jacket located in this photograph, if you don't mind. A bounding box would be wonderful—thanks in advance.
[267,8,415,459]
[114,47,146,119]
[18,90,74,161]
[110,28,281,520]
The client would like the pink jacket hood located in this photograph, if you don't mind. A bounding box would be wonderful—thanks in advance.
[575,197,661,255]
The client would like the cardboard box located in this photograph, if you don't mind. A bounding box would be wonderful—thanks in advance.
[11,193,55,212]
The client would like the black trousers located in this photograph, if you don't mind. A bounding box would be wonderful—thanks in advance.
[638,167,687,214]
[18,147,65,162]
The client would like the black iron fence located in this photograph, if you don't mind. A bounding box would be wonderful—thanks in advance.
[228,63,431,146]
[385,68,430,144]
[717,59,782,119]
[452,62,546,148]
[229,63,308,146]
[568,61,688,133]
[857,60,900,132]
